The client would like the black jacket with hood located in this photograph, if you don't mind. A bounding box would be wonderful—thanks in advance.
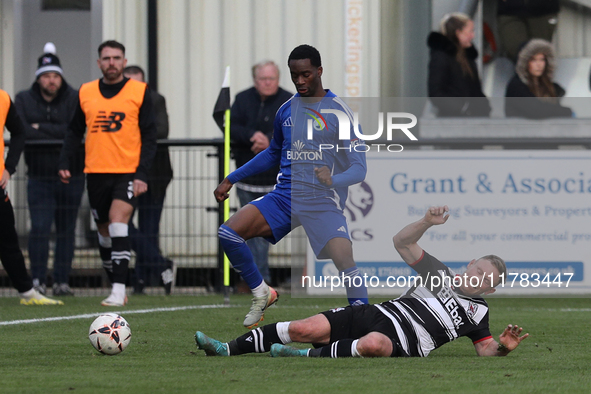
[505,39,572,119]
[15,79,83,179]
[427,32,491,117]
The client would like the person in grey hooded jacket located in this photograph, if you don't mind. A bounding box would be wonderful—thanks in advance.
[505,39,572,119]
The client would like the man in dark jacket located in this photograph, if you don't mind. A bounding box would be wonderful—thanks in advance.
[15,43,84,296]
[230,60,292,284]
[123,65,174,295]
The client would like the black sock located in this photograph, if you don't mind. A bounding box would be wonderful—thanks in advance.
[308,339,355,358]
[228,324,281,355]
[99,244,113,283]
[111,236,130,284]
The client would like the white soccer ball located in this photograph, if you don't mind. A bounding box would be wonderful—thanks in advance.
[88,313,132,355]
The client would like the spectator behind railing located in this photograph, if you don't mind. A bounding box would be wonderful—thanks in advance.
[504,39,572,119]
[14,43,84,297]
[497,0,560,63]
[229,60,292,285]
[123,65,174,295]
[428,13,491,117]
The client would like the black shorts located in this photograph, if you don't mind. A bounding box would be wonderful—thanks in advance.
[87,173,137,223]
[320,304,408,357]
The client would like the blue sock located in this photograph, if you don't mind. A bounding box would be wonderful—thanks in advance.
[341,266,368,305]
[218,225,264,289]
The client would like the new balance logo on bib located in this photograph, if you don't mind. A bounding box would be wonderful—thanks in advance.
[91,111,126,132]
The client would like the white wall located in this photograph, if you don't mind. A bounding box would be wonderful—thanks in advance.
[96,0,382,255]
[382,0,431,97]
[151,0,381,139]
[102,0,148,74]
[0,0,21,96]
[556,2,591,58]
[12,0,99,92]
[431,0,463,31]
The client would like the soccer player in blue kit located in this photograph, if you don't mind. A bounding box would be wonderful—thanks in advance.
[214,44,368,329]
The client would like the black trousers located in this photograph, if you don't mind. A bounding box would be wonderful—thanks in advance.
[0,189,33,293]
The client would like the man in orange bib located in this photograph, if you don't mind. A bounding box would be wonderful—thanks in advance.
[59,40,157,306]
[0,88,64,305]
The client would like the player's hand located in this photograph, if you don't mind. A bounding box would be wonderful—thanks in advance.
[250,131,270,154]
[314,166,333,187]
[58,169,71,184]
[133,179,148,197]
[214,178,233,202]
[425,205,450,226]
[0,169,10,189]
[498,324,529,352]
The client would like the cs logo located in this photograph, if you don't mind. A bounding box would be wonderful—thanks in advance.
[345,181,375,242]
[91,111,126,132]
[344,181,374,222]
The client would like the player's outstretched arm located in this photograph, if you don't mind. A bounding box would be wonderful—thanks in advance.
[393,205,450,265]
[214,178,233,203]
[474,324,529,357]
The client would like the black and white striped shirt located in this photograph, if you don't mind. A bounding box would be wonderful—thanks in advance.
[377,251,492,357]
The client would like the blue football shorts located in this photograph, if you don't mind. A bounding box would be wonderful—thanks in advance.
[249,189,350,259]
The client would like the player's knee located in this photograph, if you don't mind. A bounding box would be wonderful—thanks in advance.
[218,224,244,244]
[357,332,392,357]
[287,320,318,342]
[287,320,306,339]
[108,222,128,238]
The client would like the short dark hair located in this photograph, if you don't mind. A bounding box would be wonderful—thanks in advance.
[288,44,321,68]
[123,65,145,80]
[98,40,125,57]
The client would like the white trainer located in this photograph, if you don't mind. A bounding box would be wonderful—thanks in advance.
[101,293,128,307]
[243,286,279,329]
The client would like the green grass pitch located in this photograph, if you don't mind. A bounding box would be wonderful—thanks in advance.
[0,294,589,393]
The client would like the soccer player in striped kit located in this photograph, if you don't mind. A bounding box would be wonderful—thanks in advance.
[196,206,529,358]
